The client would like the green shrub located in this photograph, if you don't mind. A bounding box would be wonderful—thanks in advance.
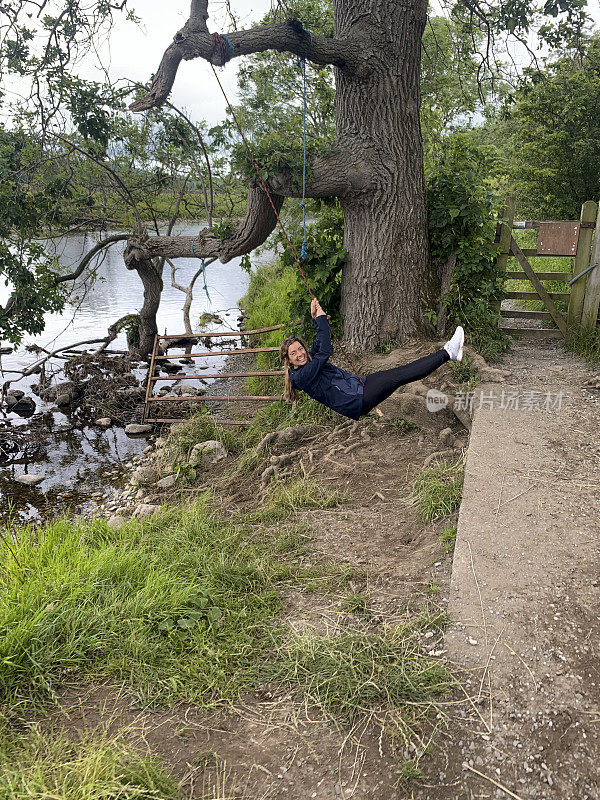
[427,134,510,362]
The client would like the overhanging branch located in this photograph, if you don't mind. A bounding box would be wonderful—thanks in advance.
[124,183,284,265]
[130,14,360,112]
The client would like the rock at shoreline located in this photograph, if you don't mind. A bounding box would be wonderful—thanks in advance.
[172,384,204,397]
[7,389,24,400]
[156,474,177,490]
[95,417,112,428]
[134,503,162,520]
[16,474,44,487]
[107,515,126,530]
[6,393,36,415]
[125,423,153,436]
[132,465,160,486]
[189,440,227,467]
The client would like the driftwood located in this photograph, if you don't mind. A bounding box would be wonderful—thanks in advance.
[1,314,137,397]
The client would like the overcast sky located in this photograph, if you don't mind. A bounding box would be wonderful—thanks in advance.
[88,0,600,127]
[86,0,277,126]
[4,0,599,129]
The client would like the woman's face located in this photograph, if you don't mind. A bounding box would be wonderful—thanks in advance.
[287,340,308,367]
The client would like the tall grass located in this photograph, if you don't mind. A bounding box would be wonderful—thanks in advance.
[0,496,289,709]
[566,325,600,365]
[239,261,300,396]
[411,457,465,523]
[0,725,183,800]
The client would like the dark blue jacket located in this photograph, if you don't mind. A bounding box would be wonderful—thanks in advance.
[289,315,365,420]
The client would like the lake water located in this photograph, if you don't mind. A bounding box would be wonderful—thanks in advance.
[0,222,273,524]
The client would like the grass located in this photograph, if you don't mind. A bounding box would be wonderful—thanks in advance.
[343,592,369,614]
[449,352,480,390]
[0,494,308,711]
[566,325,600,365]
[243,395,340,438]
[264,613,452,730]
[505,229,571,315]
[395,758,425,785]
[0,725,183,800]
[266,476,346,512]
[390,418,420,434]
[158,409,243,472]
[238,260,300,397]
[0,473,356,714]
[411,457,465,523]
[440,524,458,553]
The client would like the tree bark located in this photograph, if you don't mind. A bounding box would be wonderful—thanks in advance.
[123,254,164,358]
[334,0,436,350]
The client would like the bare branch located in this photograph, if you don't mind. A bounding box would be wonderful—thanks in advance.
[55,233,128,284]
[0,234,128,323]
[131,17,360,112]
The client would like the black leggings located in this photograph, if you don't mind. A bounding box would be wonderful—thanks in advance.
[360,349,450,416]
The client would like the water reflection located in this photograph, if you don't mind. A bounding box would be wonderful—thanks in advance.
[0,223,268,524]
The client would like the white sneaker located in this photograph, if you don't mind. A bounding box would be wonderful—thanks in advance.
[444,326,464,361]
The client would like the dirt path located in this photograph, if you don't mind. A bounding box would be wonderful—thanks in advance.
[420,336,600,800]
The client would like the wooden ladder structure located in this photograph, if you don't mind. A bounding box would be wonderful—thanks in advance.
[142,321,300,426]
[493,197,598,340]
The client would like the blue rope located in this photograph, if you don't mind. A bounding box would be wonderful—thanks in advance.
[200,257,211,302]
[190,238,211,303]
[221,33,234,61]
[297,30,312,261]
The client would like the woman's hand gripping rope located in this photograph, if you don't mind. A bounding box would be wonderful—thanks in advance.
[311,298,330,320]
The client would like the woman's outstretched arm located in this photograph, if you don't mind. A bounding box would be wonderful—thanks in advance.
[292,302,332,386]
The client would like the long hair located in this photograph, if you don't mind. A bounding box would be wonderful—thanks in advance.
[280,335,312,403]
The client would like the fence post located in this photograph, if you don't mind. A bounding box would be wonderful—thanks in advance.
[493,196,516,315]
[581,202,600,333]
[567,200,597,338]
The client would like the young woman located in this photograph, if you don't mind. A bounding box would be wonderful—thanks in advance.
[280,298,464,420]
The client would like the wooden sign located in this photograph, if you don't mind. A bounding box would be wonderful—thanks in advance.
[537,222,580,256]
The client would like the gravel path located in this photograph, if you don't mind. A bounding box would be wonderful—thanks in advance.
[419,336,600,799]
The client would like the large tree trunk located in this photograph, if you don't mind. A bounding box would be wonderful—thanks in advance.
[132,0,440,353]
[335,0,436,350]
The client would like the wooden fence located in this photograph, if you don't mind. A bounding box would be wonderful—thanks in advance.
[493,197,600,340]
[143,321,300,425]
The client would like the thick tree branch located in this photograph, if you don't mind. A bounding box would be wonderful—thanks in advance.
[124,183,284,264]
[123,147,371,266]
[268,152,374,198]
[130,16,361,112]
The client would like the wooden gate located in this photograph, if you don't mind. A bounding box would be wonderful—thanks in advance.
[493,197,598,340]
[143,321,300,425]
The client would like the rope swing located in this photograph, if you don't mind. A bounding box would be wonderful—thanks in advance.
[208,31,364,384]
[297,30,312,260]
